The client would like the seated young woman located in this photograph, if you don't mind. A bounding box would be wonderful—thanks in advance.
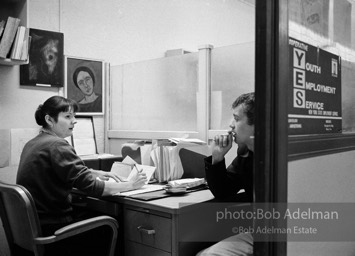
[16,96,147,256]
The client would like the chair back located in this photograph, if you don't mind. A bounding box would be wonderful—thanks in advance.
[179,148,207,178]
[121,142,142,164]
[0,182,42,253]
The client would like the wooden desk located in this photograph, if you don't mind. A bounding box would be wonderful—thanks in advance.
[72,189,216,256]
[123,189,216,256]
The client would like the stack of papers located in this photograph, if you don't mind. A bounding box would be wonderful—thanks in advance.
[164,178,206,194]
[150,143,184,182]
[150,138,208,182]
[110,156,156,184]
[118,184,165,196]
[166,178,206,189]
[101,155,164,197]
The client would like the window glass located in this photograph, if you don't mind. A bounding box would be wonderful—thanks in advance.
[210,43,255,130]
[289,0,355,134]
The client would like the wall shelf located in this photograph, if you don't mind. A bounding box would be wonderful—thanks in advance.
[0,0,28,67]
[0,57,28,66]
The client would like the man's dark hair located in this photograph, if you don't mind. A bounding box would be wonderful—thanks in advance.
[232,92,255,125]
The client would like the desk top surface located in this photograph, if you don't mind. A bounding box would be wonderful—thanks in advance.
[73,187,216,215]
[108,189,215,214]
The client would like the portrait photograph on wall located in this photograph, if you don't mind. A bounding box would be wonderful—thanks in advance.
[65,56,105,115]
[20,29,64,87]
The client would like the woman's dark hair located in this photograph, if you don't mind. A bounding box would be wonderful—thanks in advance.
[72,66,95,89]
[35,96,79,127]
[232,92,255,125]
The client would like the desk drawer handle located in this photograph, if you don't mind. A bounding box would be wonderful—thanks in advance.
[137,226,156,235]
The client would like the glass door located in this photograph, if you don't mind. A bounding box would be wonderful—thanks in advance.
[254,0,289,255]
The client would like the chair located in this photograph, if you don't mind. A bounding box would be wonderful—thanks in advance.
[179,148,207,179]
[0,182,118,256]
[121,142,142,164]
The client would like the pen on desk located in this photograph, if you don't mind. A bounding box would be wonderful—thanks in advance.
[134,164,142,173]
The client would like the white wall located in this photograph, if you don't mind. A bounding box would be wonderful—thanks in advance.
[287,150,355,256]
[60,0,255,66]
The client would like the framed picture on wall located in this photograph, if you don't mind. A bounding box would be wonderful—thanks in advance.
[20,29,64,87]
[64,56,105,115]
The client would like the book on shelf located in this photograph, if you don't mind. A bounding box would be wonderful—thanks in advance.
[0,16,21,59]
[10,26,26,60]
[20,32,31,61]
[0,20,6,39]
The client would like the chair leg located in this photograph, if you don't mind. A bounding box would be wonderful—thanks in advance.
[108,227,118,256]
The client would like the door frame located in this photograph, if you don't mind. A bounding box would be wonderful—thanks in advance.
[254,0,289,255]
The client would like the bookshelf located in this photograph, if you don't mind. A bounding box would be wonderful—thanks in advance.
[0,0,28,66]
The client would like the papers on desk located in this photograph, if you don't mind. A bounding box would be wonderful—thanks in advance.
[167,178,206,189]
[150,138,208,183]
[109,162,131,180]
[101,177,164,196]
[128,165,155,184]
[115,184,165,196]
[150,143,184,182]
[110,156,156,184]
[101,156,162,197]
[164,178,206,194]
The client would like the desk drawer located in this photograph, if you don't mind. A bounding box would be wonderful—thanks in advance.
[125,241,171,256]
[71,194,121,216]
[124,208,172,252]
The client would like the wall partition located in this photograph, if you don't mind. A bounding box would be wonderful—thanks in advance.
[110,52,199,132]
[107,43,255,155]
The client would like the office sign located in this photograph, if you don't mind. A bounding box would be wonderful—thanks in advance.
[288,37,342,135]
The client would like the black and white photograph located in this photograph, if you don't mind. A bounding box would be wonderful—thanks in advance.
[2,1,355,256]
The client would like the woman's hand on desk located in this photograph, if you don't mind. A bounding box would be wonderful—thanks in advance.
[128,171,147,190]
[100,171,147,196]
